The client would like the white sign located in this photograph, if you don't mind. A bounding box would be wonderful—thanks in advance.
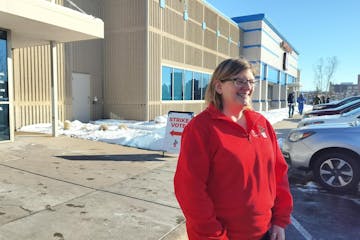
[163,111,194,154]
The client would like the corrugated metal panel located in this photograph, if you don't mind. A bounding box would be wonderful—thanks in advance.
[188,0,203,24]
[186,20,203,45]
[204,6,217,30]
[203,51,217,69]
[218,37,228,55]
[185,45,202,67]
[167,0,183,12]
[149,0,161,29]
[162,37,184,63]
[218,17,229,37]
[163,7,184,38]
[204,29,216,51]
[230,25,240,43]
[148,31,161,118]
[13,44,66,129]
[103,0,147,121]
[230,43,239,58]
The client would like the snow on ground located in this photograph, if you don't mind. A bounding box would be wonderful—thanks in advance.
[19,105,312,151]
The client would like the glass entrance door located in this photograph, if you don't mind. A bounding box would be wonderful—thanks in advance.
[0,30,10,141]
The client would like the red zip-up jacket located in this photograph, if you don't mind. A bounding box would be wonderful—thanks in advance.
[174,104,293,240]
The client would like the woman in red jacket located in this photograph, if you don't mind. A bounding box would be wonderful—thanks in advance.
[174,58,293,240]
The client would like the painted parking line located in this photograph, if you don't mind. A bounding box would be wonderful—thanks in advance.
[291,215,313,240]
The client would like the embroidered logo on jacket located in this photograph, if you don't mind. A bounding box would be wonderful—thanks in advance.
[250,125,268,138]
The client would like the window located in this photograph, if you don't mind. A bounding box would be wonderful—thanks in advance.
[184,71,193,100]
[0,104,9,141]
[267,66,279,84]
[173,68,183,100]
[160,0,165,8]
[193,72,202,100]
[161,65,211,101]
[287,75,295,84]
[280,72,286,85]
[162,66,172,100]
[201,74,210,100]
[0,34,7,101]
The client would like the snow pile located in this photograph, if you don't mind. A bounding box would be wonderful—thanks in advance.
[19,105,312,151]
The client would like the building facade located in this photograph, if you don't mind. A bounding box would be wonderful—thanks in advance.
[0,0,103,142]
[2,0,300,142]
[329,80,360,99]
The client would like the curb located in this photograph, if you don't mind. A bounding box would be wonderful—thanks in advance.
[159,221,187,240]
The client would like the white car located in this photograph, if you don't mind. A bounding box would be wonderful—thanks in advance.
[298,107,360,128]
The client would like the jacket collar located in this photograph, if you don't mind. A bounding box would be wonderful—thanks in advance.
[206,104,262,131]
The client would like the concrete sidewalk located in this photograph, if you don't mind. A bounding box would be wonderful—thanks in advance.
[0,117,300,240]
[0,133,186,240]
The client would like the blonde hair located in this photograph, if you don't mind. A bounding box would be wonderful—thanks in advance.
[205,58,256,110]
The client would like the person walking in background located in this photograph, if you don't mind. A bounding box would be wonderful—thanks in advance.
[174,58,293,240]
[326,96,330,103]
[297,93,306,115]
[321,95,326,104]
[313,94,321,105]
[287,92,295,118]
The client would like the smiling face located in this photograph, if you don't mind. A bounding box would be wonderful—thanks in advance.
[215,69,255,112]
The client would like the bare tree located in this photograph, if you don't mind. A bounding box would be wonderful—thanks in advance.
[313,56,338,92]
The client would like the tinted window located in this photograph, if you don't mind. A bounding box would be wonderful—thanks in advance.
[184,71,193,100]
[193,72,202,100]
[0,104,9,141]
[173,68,183,100]
[201,74,210,100]
[268,66,279,83]
[0,35,7,101]
[162,66,172,100]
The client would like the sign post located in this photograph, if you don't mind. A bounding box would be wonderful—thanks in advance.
[163,111,194,154]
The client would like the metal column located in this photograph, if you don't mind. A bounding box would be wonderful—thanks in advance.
[50,41,58,137]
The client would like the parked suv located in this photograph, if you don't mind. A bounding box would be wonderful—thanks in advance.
[282,120,360,193]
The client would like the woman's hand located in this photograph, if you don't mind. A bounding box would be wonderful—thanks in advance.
[270,225,285,240]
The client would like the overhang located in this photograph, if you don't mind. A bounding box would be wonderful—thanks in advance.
[0,0,104,48]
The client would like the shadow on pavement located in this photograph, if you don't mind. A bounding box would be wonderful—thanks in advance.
[282,118,302,123]
[56,154,165,162]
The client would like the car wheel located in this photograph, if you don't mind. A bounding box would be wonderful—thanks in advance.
[313,152,360,193]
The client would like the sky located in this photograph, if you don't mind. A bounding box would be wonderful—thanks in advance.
[205,0,360,91]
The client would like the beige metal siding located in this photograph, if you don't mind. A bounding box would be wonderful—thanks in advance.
[185,45,202,67]
[149,0,161,29]
[203,51,217,70]
[104,0,147,120]
[167,0,184,12]
[188,0,203,24]
[218,17,229,37]
[163,7,184,38]
[13,44,65,129]
[230,25,240,43]
[204,7,217,30]
[148,31,161,118]
[63,0,104,121]
[204,29,217,51]
[185,20,203,46]
[162,37,185,63]
[218,37,228,55]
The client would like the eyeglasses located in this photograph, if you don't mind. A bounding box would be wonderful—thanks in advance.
[220,77,258,87]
